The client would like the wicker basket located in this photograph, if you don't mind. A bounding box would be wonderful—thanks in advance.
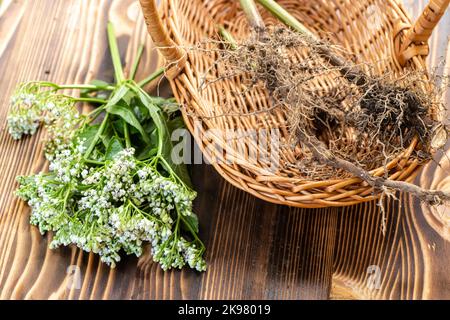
[139,0,449,208]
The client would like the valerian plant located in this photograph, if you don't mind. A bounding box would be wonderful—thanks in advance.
[7,23,206,271]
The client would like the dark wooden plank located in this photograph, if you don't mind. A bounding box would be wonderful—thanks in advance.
[331,191,450,299]
[0,0,336,300]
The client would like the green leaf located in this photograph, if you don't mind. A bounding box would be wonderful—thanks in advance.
[133,102,150,123]
[100,122,114,147]
[107,84,129,107]
[80,79,110,94]
[183,214,199,233]
[149,96,173,106]
[112,119,125,136]
[134,86,192,186]
[78,124,101,150]
[80,79,112,100]
[167,115,185,134]
[90,148,105,162]
[88,79,110,87]
[135,125,158,160]
[136,144,158,160]
[106,101,150,144]
[143,120,156,136]
[121,91,135,106]
[105,137,124,160]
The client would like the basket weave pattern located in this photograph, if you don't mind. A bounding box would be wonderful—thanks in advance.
[140,0,449,208]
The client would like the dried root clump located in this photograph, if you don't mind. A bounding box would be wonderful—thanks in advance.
[200,25,450,205]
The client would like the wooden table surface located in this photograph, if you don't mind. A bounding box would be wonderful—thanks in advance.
[0,0,449,300]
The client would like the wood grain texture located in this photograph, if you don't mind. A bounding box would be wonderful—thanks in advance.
[0,0,448,300]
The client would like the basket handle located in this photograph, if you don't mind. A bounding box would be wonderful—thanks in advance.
[139,0,186,79]
[395,0,449,66]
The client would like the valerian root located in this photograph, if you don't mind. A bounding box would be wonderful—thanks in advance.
[297,130,450,205]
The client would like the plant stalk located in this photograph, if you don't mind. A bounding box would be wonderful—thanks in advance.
[72,97,107,104]
[107,22,125,83]
[137,67,165,87]
[84,159,106,165]
[84,113,109,160]
[60,84,115,90]
[124,122,131,148]
[256,0,315,38]
[130,44,145,80]
[218,26,238,50]
[39,82,115,91]
[239,0,265,30]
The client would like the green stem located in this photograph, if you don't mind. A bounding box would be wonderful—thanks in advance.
[164,215,181,259]
[84,113,109,160]
[72,97,107,104]
[58,84,115,91]
[159,156,174,175]
[84,159,105,165]
[85,106,105,122]
[158,156,190,188]
[239,0,265,29]
[128,200,163,224]
[107,22,125,83]
[39,82,115,91]
[124,122,131,148]
[62,185,71,211]
[137,67,165,87]
[256,0,316,38]
[130,44,145,80]
[218,26,238,50]
[35,81,59,89]
[180,215,205,249]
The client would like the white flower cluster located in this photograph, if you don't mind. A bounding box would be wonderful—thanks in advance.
[48,141,86,182]
[7,83,79,156]
[16,143,206,270]
[16,174,69,234]
[42,97,80,158]
[8,84,45,139]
